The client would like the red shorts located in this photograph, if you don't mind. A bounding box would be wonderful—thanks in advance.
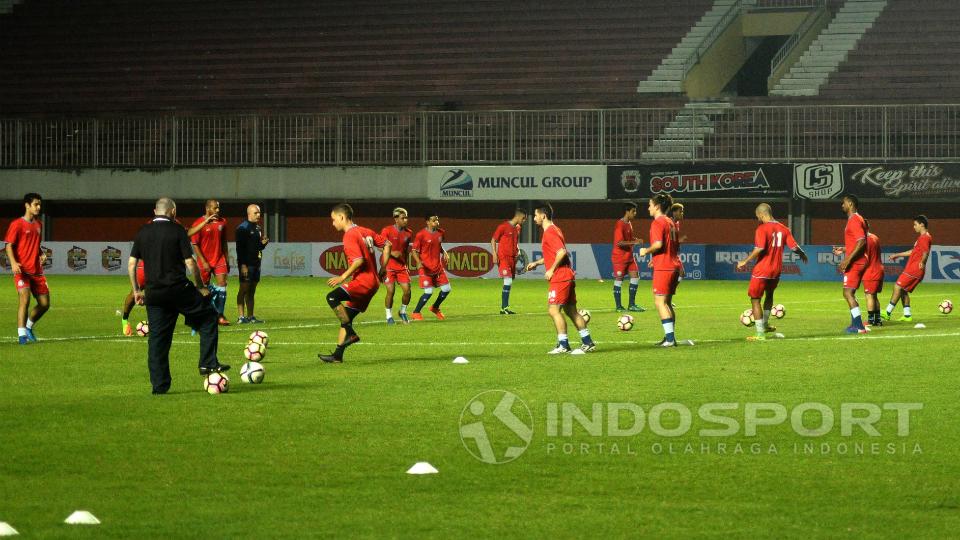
[384,268,411,285]
[895,272,923,293]
[842,264,866,290]
[419,270,450,289]
[136,264,147,288]
[612,258,639,278]
[652,270,680,296]
[14,273,49,296]
[200,257,228,284]
[498,257,516,278]
[547,279,576,306]
[342,276,380,312]
[863,278,883,295]
[748,277,779,299]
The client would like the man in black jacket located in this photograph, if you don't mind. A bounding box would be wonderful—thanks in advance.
[236,204,269,323]
[129,197,228,394]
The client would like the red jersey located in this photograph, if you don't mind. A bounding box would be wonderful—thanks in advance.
[343,225,387,285]
[864,233,884,281]
[492,221,521,260]
[380,225,412,272]
[844,213,868,266]
[904,232,932,277]
[412,228,445,274]
[751,220,798,279]
[191,216,228,262]
[4,218,43,275]
[649,215,681,271]
[612,219,635,264]
[541,224,574,283]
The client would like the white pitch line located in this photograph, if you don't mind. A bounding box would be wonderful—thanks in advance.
[98,331,960,347]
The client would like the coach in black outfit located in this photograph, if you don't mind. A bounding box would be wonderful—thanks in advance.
[129,197,228,394]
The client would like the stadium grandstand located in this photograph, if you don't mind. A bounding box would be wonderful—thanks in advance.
[0,0,957,246]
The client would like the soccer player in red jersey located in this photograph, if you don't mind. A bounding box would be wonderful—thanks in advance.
[191,199,231,325]
[882,215,932,323]
[410,214,451,320]
[490,208,527,315]
[611,202,644,313]
[122,216,214,335]
[4,193,49,345]
[524,202,595,354]
[863,231,885,327]
[381,207,414,324]
[638,194,684,347]
[736,204,808,341]
[319,203,390,363]
[833,194,869,334]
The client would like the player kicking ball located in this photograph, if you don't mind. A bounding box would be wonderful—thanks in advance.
[319,203,390,363]
[882,215,932,323]
[736,204,807,341]
[525,202,596,355]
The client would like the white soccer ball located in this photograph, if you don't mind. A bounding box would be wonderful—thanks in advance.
[240,361,265,384]
[248,330,269,347]
[244,342,266,361]
[136,320,149,337]
[617,314,634,331]
[939,299,953,314]
[204,372,230,394]
[772,304,786,319]
[577,309,591,324]
[739,309,755,326]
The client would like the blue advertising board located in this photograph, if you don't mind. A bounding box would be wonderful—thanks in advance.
[706,244,909,281]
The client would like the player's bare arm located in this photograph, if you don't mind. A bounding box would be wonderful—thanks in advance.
[185,215,214,237]
[639,240,663,258]
[889,249,913,261]
[840,238,866,272]
[328,258,364,288]
[184,257,208,295]
[544,248,567,281]
[379,240,392,280]
[490,238,499,264]
[5,243,21,275]
[410,249,421,269]
[127,256,143,304]
[737,247,765,271]
[525,257,545,271]
[192,243,210,270]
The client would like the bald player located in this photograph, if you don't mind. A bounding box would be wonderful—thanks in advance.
[736,203,808,341]
[236,204,269,323]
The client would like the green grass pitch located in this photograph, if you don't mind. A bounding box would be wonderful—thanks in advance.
[1,276,959,538]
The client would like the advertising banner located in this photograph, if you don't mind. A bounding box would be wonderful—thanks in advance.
[926,245,960,283]
[794,162,960,200]
[427,165,606,200]
[3,242,937,283]
[608,163,793,199]
[707,244,909,281]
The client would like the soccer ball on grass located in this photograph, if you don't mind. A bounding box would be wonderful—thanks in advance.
[244,342,266,361]
[248,330,269,347]
[771,304,786,319]
[617,314,634,331]
[135,321,149,337]
[739,309,755,326]
[240,361,265,384]
[939,300,953,314]
[204,372,230,394]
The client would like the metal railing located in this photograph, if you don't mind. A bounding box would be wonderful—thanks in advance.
[770,4,829,76]
[0,104,958,168]
[682,0,745,76]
